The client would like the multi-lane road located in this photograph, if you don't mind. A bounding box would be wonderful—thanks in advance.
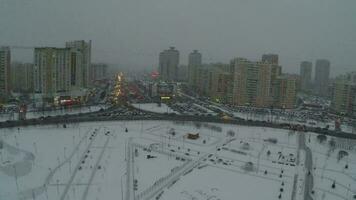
[298,132,314,200]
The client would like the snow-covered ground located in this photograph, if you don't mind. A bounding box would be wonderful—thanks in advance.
[306,133,356,200]
[0,120,355,200]
[0,105,107,122]
[132,103,178,114]
[232,111,355,134]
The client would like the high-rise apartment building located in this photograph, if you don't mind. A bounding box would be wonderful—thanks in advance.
[262,54,279,65]
[0,47,11,101]
[65,40,92,88]
[229,57,296,108]
[159,47,179,82]
[34,47,72,98]
[208,67,231,103]
[33,40,92,102]
[12,62,34,93]
[300,61,312,92]
[332,72,356,116]
[90,63,108,84]
[195,65,210,96]
[231,58,281,107]
[232,58,272,107]
[177,65,188,82]
[314,59,330,96]
[188,50,202,87]
[275,75,298,109]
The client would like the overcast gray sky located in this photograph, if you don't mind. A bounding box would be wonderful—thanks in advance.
[0,0,355,76]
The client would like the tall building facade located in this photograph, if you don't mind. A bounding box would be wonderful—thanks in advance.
[33,40,92,102]
[314,59,330,96]
[332,72,356,116]
[208,67,231,103]
[90,63,108,84]
[229,56,296,108]
[0,47,11,101]
[195,65,210,96]
[11,62,34,93]
[300,61,312,92]
[188,50,202,87]
[177,65,188,82]
[34,48,72,98]
[275,75,298,109]
[231,58,282,107]
[159,47,179,82]
[262,54,279,65]
[65,40,92,88]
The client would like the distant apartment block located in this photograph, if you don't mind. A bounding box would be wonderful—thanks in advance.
[332,72,356,116]
[90,63,108,84]
[0,47,11,101]
[11,62,34,93]
[34,47,72,98]
[188,50,202,87]
[275,74,298,109]
[33,40,91,103]
[208,67,231,103]
[262,54,279,65]
[159,47,179,82]
[65,40,92,88]
[314,59,330,96]
[300,61,312,92]
[231,58,282,108]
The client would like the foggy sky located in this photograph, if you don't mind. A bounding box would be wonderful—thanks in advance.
[1,0,355,76]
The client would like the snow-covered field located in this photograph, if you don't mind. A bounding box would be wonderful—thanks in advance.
[306,133,356,200]
[232,111,355,134]
[0,105,107,122]
[0,120,355,200]
[132,103,178,114]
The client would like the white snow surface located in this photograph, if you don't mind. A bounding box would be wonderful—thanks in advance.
[0,120,355,200]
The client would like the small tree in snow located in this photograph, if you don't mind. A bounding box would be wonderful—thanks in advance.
[267,150,271,157]
[242,161,254,171]
[337,150,348,161]
[317,135,327,143]
[227,130,235,137]
[329,139,336,149]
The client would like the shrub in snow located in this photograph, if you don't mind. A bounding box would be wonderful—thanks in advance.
[266,150,271,156]
[168,128,175,136]
[242,161,254,171]
[264,138,277,144]
[194,122,202,129]
[241,142,250,150]
[332,181,336,189]
[337,150,348,161]
[317,134,327,143]
[227,130,235,137]
[329,139,336,149]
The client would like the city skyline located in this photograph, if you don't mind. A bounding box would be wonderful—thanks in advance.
[0,0,356,76]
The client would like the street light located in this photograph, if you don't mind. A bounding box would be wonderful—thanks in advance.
[121,172,127,200]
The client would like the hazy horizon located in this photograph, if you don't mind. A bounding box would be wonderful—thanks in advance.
[1,0,356,76]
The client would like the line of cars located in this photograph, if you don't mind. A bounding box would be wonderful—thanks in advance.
[96,106,151,119]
